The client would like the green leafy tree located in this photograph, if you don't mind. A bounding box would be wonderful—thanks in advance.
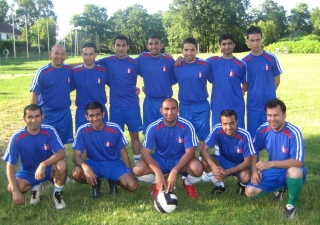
[29,17,56,49]
[311,7,320,36]
[0,0,9,22]
[256,20,277,46]
[288,3,312,33]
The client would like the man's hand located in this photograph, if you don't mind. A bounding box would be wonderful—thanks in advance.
[155,172,167,193]
[211,166,225,182]
[12,190,25,205]
[251,170,262,186]
[84,167,98,186]
[166,170,178,192]
[174,56,183,66]
[35,163,46,180]
[256,161,272,171]
[135,87,141,95]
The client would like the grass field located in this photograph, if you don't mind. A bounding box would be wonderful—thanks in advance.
[0,53,320,225]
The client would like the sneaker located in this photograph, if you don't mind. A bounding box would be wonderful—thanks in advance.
[211,185,225,196]
[108,180,119,194]
[274,186,286,201]
[283,204,296,219]
[236,181,246,195]
[53,191,66,210]
[150,184,158,197]
[183,178,198,199]
[30,183,44,204]
[92,178,101,199]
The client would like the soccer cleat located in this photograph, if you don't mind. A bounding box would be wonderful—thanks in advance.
[283,204,296,219]
[92,178,101,199]
[236,181,246,195]
[30,183,44,204]
[53,191,66,210]
[211,185,226,196]
[183,178,198,199]
[274,186,286,201]
[150,184,159,197]
[108,180,119,194]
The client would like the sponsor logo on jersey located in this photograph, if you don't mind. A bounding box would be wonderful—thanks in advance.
[282,146,287,153]
[105,141,112,147]
[43,144,50,151]
[229,70,235,77]
[178,137,184,143]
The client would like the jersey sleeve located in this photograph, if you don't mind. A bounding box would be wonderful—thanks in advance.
[49,128,65,153]
[2,136,19,165]
[30,68,43,95]
[272,56,282,77]
[242,134,256,158]
[240,62,247,84]
[96,58,107,67]
[289,127,305,162]
[72,130,86,153]
[204,128,218,148]
[169,59,177,85]
[253,129,264,153]
[183,123,198,149]
[143,127,156,151]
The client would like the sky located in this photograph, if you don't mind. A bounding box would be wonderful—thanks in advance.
[9,0,320,38]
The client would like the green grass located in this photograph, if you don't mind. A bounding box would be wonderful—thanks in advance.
[0,53,320,225]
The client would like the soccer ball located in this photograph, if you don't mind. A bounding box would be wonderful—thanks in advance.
[154,191,178,213]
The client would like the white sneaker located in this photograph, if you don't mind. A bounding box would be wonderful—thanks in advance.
[53,191,66,210]
[30,183,44,204]
[201,171,210,182]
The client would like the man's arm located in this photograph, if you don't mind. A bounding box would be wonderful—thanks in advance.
[274,75,280,90]
[242,82,248,95]
[6,163,25,205]
[199,144,223,180]
[30,92,38,104]
[222,156,252,178]
[120,147,131,169]
[256,158,302,171]
[250,154,261,186]
[73,149,98,186]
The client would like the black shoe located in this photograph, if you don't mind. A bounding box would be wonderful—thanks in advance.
[92,178,101,199]
[236,181,246,195]
[283,204,296,219]
[211,185,225,196]
[274,186,286,201]
[108,180,119,194]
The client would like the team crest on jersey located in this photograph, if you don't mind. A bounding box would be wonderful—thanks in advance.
[198,71,204,78]
[97,77,102,84]
[229,70,235,77]
[236,147,242,153]
[265,64,270,70]
[178,137,184,143]
[282,146,287,153]
[127,67,132,74]
[43,144,50,151]
[105,141,112,147]
[67,77,71,83]
[162,66,168,72]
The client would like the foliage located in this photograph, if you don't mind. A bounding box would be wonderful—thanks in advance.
[28,18,56,50]
[256,20,278,46]
[288,3,312,33]
[310,7,320,36]
[0,0,9,22]
[265,39,320,53]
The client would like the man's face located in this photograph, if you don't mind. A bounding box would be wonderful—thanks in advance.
[113,39,129,59]
[81,47,97,68]
[247,33,263,54]
[49,45,67,68]
[85,108,105,131]
[146,38,163,57]
[24,109,44,133]
[220,39,235,57]
[182,43,197,63]
[160,100,179,126]
[266,105,286,132]
[220,115,238,137]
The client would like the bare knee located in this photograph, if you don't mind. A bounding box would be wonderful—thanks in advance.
[120,174,138,192]
[133,160,148,176]
[287,167,303,179]
[238,170,251,184]
[188,159,203,177]
[72,166,84,181]
[245,186,260,198]
[53,160,67,174]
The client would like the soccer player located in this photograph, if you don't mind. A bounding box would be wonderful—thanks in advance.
[133,98,203,199]
[174,37,212,151]
[207,34,247,128]
[96,35,142,164]
[30,44,73,145]
[72,42,108,131]
[2,104,67,210]
[200,109,255,195]
[136,35,176,134]
[245,98,307,219]
[242,25,282,137]
[72,102,138,199]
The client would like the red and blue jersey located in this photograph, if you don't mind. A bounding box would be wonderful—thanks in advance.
[71,64,108,109]
[30,63,73,111]
[253,122,305,162]
[242,51,282,111]
[97,55,139,107]
[2,125,64,171]
[136,52,176,99]
[143,117,197,160]
[205,124,255,164]
[207,56,247,115]
[72,122,128,162]
[174,58,212,104]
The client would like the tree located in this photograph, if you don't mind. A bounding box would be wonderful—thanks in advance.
[288,3,312,33]
[29,17,56,49]
[256,20,277,46]
[311,7,320,36]
[0,0,9,22]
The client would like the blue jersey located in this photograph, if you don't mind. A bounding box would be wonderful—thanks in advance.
[30,63,73,111]
[254,122,305,163]
[136,52,176,99]
[72,122,128,162]
[205,124,255,163]
[71,64,108,109]
[96,55,139,107]
[2,125,64,171]
[242,51,282,111]
[207,56,247,115]
[143,117,197,160]
[174,58,212,104]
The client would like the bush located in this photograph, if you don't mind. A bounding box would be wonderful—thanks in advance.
[265,39,320,53]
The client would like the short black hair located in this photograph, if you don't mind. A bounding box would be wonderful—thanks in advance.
[220,109,238,122]
[265,98,286,113]
[246,25,263,39]
[113,35,129,45]
[24,104,42,117]
[182,37,198,49]
[148,35,162,43]
[219,33,235,45]
[82,42,97,53]
[86,102,103,114]
[161,98,179,108]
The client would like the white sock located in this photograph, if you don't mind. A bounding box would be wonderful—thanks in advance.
[134,154,140,164]
[207,172,225,187]
[53,184,64,195]
[185,175,202,185]
[31,184,40,191]
[137,174,156,184]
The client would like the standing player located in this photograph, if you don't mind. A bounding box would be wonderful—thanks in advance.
[245,98,307,219]
[200,109,255,195]
[72,42,108,131]
[72,102,138,198]
[2,104,67,209]
[133,98,203,199]
[96,35,142,164]
[136,35,176,134]
[174,37,212,151]
[242,25,282,137]
[207,34,247,128]
[30,44,73,145]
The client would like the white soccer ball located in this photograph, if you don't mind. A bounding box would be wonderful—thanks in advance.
[154,191,178,213]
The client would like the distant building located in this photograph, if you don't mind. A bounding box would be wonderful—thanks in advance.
[0,22,22,41]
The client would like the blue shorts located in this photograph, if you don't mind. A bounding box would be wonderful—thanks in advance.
[152,154,187,176]
[143,97,164,134]
[179,101,210,141]
[85,159,132,181]
[247,110,266,138]
[110,106,142,132]
[16,166,53,186]
[212,113,245,130]
[213,154,240,176]
[247,167,307,192]
[43,108,73,144]
[76,106,108,131]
